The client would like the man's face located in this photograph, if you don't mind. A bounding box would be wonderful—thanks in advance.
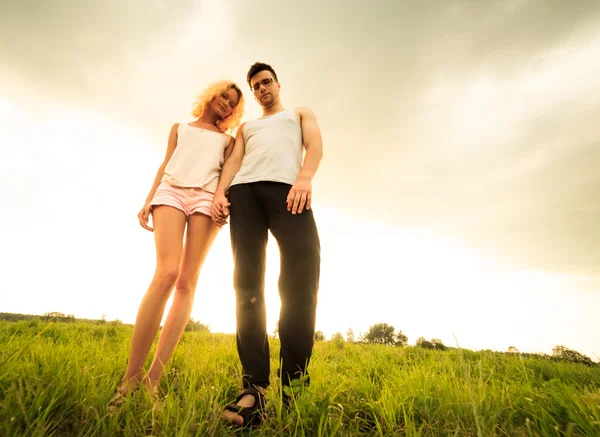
[250,70,279,108]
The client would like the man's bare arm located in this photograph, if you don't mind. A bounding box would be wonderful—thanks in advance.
[286,107,323,214]
[297,107,324,182]
[212,124,246,223]
[223,135,235,161]
[215,124,246,197]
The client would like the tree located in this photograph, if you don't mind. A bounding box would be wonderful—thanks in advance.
[431,338,447,351]
[43,312,66,321]
[314,330,326,341]
[331,332,345,350]
[272,320,279,339]
[346,328,355,343]
[416,337,434,350]
[184,318,210,332]
[395,330,408,347]
[331,332,344,342]
[362,323,397,346]
[507,346,519,353]
[552,345,594,366]
[42,312,75,323]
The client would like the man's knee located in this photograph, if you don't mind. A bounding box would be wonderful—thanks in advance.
[235,290,265,310]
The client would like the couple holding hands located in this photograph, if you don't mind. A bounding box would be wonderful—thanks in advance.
[110,62,323,428]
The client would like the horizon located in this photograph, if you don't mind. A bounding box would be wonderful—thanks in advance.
[1,311,596,362]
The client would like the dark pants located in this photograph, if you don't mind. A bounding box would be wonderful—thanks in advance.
[229,182,321,389]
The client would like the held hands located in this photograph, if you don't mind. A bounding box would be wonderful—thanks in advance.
[209,177,311,226]
[138,204,153,232]
[211,192,231,226]
[287,176,312,214]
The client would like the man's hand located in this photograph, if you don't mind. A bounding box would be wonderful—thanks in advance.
[212,192,231,226]
[286,176,312,214]
[138,204,154,231]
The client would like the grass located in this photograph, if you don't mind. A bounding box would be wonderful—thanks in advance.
[0,320,599,436]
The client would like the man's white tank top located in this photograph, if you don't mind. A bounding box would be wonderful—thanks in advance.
[162,123,230,192]
[231,109,303,187]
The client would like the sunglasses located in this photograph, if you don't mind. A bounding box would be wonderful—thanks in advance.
[251,77,275,92]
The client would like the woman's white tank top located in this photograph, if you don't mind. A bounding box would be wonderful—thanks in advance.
[162,123,230,192]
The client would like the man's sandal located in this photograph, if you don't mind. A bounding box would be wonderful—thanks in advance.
[224,387,266,428]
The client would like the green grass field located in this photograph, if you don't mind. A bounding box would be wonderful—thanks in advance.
[1,320,599,436]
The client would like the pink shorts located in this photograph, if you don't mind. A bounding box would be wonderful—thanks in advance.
[149,181,214,217]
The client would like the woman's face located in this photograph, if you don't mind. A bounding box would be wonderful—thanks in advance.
[212,88,239,119]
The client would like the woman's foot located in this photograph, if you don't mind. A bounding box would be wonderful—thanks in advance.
[142,376,160,400]
[107,376,150,413]
[108,382,136,413]
[108,390,126,413]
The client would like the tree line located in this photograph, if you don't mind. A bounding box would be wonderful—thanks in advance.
[0,312,209,333]
[314,322,597,367]
[1,313,595,366]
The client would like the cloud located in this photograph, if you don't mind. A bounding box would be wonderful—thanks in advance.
[2,0,599,275]
[1,0,238,140]
[313,17,600,275]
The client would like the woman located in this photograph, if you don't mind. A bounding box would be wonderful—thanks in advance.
[109,80,244,410]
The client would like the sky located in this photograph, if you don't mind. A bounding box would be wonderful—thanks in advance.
[1,0,599,360]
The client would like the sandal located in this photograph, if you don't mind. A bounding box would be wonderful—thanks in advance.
[108,377,142,413]
[107,389,128,413]
[223,386,266,428]
[142,377,159,400]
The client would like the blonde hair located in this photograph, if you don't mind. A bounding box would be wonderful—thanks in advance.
[191,80,244,134]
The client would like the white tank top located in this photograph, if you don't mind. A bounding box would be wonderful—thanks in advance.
[162,123,230,192]
[231,109,303,187]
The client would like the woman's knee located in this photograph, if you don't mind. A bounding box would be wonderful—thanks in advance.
[175,274,199,295]
[155,264,180,287]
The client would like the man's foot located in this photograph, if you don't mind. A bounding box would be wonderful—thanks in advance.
[223,387,266,428]
[282,392,294,410]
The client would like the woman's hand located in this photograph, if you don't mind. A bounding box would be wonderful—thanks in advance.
[138,204,154,231]
[211,192,230,226]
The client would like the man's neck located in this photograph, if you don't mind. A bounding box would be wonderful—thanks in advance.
[262,102,285,117]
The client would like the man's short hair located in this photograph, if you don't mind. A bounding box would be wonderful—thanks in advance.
[247,62,279,88]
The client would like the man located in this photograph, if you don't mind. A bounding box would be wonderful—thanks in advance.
[212,62,323,427]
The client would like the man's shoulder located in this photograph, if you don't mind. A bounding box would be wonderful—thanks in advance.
[294,106,314,115]
[294,106,317,122]
[294,106,315,119]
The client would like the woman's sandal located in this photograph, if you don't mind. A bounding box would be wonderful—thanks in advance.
[107,389,128,413]
[224,387,266,428]
[141,377,159,400]
[108,377,159,413]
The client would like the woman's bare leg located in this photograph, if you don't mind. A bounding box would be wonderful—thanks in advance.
[145,212,220,387]
[118,205,187,392]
